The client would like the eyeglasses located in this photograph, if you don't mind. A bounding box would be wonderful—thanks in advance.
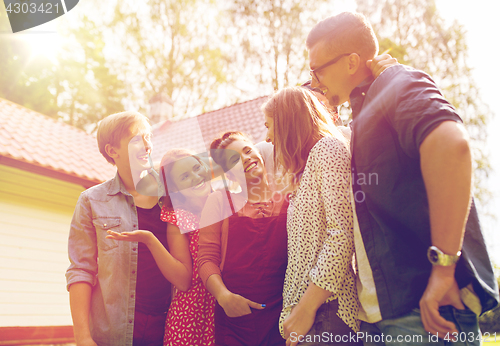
[301,80,324,95]
[310,53,351,84]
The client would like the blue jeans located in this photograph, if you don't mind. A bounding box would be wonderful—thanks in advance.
[360,306,480,346]
[296,300,362,346]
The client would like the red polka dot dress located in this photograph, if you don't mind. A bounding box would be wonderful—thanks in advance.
[161,207,215,346]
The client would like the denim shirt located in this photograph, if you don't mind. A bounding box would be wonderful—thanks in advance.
[349,65,499,319]
[66,172,163,346]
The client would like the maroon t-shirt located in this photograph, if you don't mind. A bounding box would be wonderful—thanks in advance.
[134,204,171,315]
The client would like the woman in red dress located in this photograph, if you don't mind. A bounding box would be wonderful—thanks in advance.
[108,148,216,346]
[159,149,215,346]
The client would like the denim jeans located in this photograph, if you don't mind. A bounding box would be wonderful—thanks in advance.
[295,300,362,346]
[360,306,480,346]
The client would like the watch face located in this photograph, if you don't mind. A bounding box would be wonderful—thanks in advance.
[429,249,439,263]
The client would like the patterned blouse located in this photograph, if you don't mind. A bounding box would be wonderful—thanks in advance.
[279,136,359,336]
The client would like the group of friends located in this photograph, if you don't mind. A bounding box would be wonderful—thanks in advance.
[65,11,499,346]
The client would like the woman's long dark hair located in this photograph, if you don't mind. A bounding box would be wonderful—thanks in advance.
[160,148,209,213]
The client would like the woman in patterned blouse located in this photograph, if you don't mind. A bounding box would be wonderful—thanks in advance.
[262,87,361,346]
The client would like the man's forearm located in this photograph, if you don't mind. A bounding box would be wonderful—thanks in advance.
[420,120,472,255]
[69,282,94,343]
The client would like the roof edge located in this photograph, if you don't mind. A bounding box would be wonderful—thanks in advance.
[198,95,269,118]
[0,97,94,136]
[0,155,107,189]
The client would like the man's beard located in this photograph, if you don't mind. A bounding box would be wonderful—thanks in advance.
[329,94,340,108]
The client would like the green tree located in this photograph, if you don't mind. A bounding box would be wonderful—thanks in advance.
[356,0,492,202]
[0,8,125,131]
[226,0,329,93]
[0,10,58,116]
[54,16,125,130]
[109,0,231,118]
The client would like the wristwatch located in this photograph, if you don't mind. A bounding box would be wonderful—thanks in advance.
[427,246,461,266]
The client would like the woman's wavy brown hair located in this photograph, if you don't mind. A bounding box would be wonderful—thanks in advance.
[209,131,253,171]
[261,86,348,181]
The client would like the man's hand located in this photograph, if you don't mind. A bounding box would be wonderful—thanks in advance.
[367,54,398,78]
[284,305,316,346]
[419,266,465,338]
[217,291,264,318]
[76,336,98,346]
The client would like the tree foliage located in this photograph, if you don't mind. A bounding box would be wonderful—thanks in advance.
[54,16,125,130]
[0,9,125,132]
[109,0,232,118]
[356,0,492,201]
[226,0,328,93]
[0,11,58,117]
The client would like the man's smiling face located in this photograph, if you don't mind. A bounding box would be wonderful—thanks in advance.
[309,40,352,107]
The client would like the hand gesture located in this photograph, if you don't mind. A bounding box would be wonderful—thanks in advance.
[106,230,154,245]
[419,266,465,338]
[76,336,98,346]
[218,291,265,318]
[284,305,316,346]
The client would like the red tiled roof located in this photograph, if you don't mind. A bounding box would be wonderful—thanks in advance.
[152,96,269,160]
[0,98,116,187]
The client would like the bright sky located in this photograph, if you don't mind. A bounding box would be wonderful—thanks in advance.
[433,0,500,266]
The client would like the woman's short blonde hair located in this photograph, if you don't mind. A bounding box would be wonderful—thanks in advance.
[261,86,348,179]
[97,111,150,165]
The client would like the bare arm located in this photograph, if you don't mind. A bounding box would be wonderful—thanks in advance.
[198,191,264,317]
[205,273,264,318]
[419,121,471,336]
[69,282,97,346]
[284,283,332,346]
[106,224,192,291]
[165,223,192,291]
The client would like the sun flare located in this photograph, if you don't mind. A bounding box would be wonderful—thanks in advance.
[20,21,63,63]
